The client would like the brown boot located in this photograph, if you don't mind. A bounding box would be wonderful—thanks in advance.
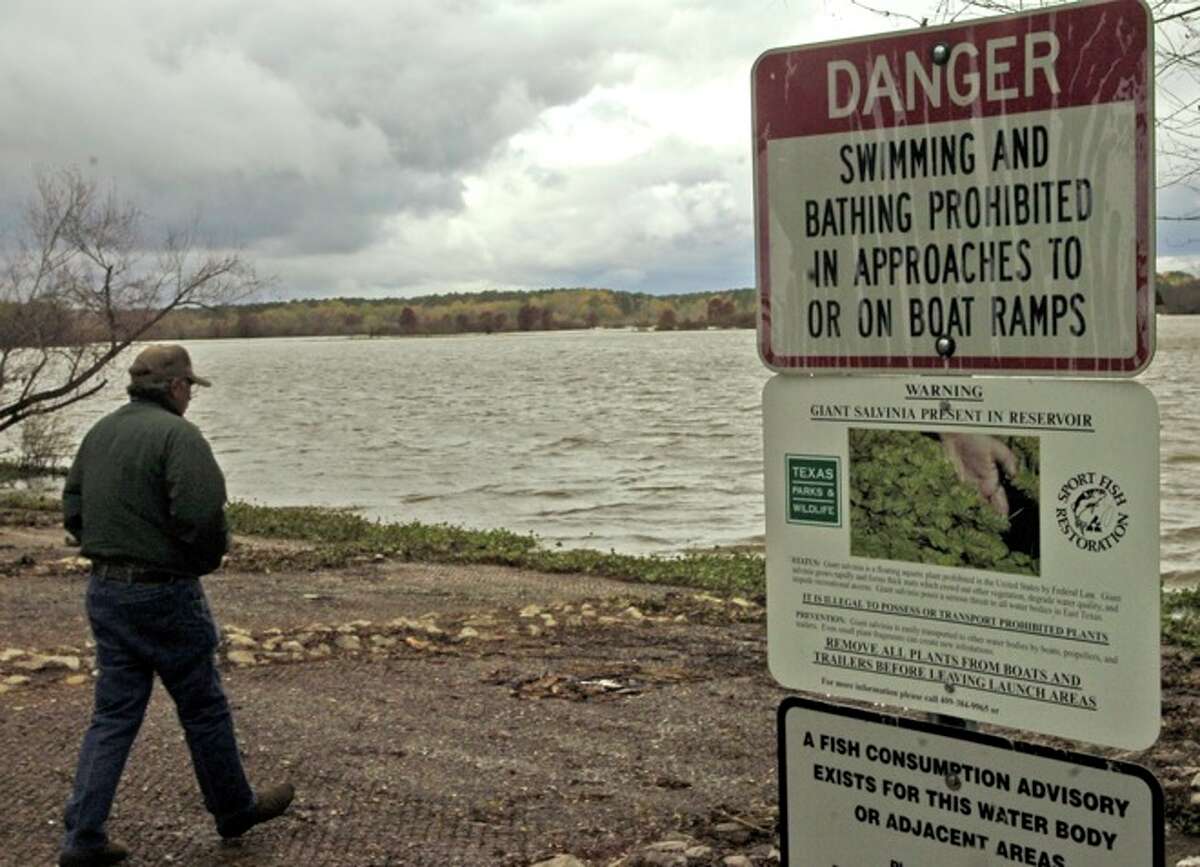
[58,841,129,867]
[218,783,295,839]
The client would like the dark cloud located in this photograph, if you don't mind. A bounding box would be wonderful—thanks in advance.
[13,0,1183,298]
[0,0,663,256]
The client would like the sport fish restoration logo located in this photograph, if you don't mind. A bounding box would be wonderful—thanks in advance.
[1055,472,1130,553]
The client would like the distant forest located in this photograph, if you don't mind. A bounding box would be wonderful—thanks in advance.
[143,287,758,341]
[1155,270,1200,314]
[136,270,1200,342]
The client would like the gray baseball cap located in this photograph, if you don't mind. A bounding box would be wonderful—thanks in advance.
[128,345,212,387]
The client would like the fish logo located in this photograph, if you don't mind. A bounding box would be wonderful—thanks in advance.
[1055,475,1130,553]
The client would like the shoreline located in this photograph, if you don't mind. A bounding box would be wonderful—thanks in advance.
[2,491,1197,647]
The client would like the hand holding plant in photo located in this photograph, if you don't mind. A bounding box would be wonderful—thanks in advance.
[940,433,1019,517]
[849,429,1040,575]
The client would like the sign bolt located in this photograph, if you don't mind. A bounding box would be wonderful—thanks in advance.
[936,336,957,357]
[931,42,951,65]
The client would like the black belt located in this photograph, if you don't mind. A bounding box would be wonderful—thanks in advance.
[92,561,197,584]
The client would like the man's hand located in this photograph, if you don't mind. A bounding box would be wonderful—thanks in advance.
[939,433,1018,518]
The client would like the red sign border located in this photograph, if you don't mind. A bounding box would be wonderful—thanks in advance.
[752,0,1155,376]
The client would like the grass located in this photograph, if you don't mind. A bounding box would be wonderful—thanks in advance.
[224,502,766,597]
[0,460,68,485]
[1163,586,1200,650]
[220,503,1200,636]
[4,492,1198,639]
[0,489,61,512]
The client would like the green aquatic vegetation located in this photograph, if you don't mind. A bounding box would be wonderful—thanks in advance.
[225,501,765,596]
[225,503,375,543]
[1,492,1193,642]
[0,489,59,512]
[849,430,1040,575]
[0,460,68,485]
[518,546,765,595]
[1163,587,1200,650]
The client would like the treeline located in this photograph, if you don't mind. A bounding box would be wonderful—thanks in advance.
[142,287,758,341]
[14,269,1199,349]
[1154,271,1200,313]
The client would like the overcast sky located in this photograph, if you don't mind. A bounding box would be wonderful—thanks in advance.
[2,0,1195,301]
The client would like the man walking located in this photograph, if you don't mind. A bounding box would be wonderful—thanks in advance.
[58,345,293,867]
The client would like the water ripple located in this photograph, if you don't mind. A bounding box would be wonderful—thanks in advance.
[12,322,1200,566]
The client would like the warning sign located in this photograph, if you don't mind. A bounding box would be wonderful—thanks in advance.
[764,375,1160,749]
[778,697,1163,866]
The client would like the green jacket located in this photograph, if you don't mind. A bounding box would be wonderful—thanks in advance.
[63,397,229,576]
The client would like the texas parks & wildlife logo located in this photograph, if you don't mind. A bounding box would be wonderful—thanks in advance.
[1055,471,1130,553]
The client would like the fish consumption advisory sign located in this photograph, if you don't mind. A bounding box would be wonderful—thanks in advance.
[778,698,1163,867]
[752,0,1154,374]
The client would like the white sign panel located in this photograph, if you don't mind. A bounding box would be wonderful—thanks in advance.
[779,697,1164,867]
[764,375,1159,748]
[752,0,1154,374]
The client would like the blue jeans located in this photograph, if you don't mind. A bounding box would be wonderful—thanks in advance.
[62,574,255,851]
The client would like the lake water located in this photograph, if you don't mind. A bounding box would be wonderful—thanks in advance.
[11,319,1199,587]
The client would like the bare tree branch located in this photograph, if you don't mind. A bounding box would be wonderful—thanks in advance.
[848,0,928,27]
[0,167,261,434]
[0,379,108,434]
[855,1,1200,211]
[1157,3,1200,24]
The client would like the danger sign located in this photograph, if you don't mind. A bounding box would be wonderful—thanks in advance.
[752,0,1154,375]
